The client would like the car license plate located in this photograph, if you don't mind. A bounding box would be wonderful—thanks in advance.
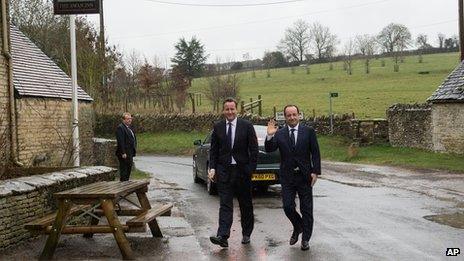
[252,173,275,181]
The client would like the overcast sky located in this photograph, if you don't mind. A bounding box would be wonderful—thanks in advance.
[85,0,459,65]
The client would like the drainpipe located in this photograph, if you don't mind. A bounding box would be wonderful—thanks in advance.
[1,0,23,167]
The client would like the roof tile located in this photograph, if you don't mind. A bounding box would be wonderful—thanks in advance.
[10,25,93,101]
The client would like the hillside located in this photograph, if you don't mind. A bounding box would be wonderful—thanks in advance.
[190,52,460,118]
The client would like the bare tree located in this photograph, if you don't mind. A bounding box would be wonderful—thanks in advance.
[444,35,459,49]
[169,66,190,112]
[416,34,431,63]
[377,23,411,53]
[138,59,156,108]
[310,22,338,60]
[278,19,311,63]
[11,0,120,110]
[125,50,142,110]
[416,34,431,49]
[343,38,356,75]
[377,23,411,72]
[437,33,445,49]
[205,63,241,112]
[356,34,377,74]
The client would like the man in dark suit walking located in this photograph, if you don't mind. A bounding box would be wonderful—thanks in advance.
[265,105,321,251]
[116,112,137,181]
[208,98,259,247]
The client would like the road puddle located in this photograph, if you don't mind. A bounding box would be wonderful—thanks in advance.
[423,212,464,229]
[265,237,283,248]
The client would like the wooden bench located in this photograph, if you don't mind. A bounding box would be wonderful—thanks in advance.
[33,181,166,260]
[25,205,91,234]
[126,203,173,237]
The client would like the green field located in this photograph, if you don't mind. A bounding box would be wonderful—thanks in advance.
[191,52,460,118]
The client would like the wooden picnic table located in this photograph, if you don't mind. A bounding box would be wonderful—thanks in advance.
[27,180,172,260]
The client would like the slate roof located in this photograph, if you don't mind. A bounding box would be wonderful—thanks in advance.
[10,25,93,101]
[427,60,464,103]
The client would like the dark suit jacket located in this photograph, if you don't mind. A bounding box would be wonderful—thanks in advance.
[209,118,258,182]
[116,123,137,159]
[265,124,321,184]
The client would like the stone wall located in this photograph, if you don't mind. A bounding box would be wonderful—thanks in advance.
[431,103,464,154]
[15,98,94,167]
[96,113,358,135]
[351,119,389,144]
[93,138,118,167]
[0,10,10,175]
[387,103,432,150]
[0,166,116,250]
[96,112,388,144]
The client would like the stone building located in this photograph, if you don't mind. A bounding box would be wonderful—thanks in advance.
[388,61,464,155]
[426,61,464,154]
[9,24,94,166]
[0,5,11,172]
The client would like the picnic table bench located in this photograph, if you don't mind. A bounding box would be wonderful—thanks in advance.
[24,180,173,260]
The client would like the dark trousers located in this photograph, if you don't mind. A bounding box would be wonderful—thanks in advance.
[217,166,254,239]
[281,173,314,241]
[118,157,133,181]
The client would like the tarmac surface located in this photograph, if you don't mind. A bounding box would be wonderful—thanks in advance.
[1,155,462,260]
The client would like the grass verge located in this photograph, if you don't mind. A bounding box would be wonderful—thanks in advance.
[138,131,464,173]
[137,131,208,155]
[131,168,151,179]
[319,135,464,173]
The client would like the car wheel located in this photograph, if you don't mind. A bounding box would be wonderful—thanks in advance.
[193,158,201,183]
[206,176,217,195]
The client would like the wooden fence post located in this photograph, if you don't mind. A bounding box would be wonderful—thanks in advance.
[258,95,262,116]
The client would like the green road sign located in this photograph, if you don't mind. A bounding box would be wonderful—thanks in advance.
[330,92,339,97]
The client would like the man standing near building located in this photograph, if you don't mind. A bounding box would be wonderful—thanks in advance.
[265,105,321,251]
[209,98,258,247]
[116,112,137,181]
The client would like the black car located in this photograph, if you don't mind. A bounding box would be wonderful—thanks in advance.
[193,125,280,195]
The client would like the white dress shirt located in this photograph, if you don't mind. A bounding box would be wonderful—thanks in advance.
[266,123,299,145]
[125,124,135,139]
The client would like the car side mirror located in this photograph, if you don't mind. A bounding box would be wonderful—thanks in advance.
[193,139,202,146]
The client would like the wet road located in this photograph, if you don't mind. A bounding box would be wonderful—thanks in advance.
[135,155,464,261]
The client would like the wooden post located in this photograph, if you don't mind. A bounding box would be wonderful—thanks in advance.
[250,98,253,114]
[241,101,245,114]
[189,93,195,114]
[136,192,163,237]
[39,199,72,260]
[460,0,464,61]
[273,106,276,118]
[258,95,262,116]
[101,199,134,260]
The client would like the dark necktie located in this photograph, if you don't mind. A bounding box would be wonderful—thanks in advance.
[227,122,232,164]
[227,122,232,150]
[290,128,296,148]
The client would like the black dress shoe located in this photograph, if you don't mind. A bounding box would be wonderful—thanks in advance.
[301,240,310,251]
[289,228,302,245]
[241,235,250,244]
[210,236,229,247]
